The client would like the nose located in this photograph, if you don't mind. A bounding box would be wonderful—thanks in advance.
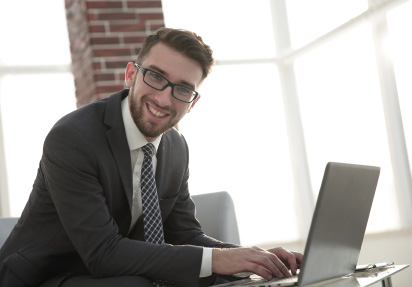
[154,85,174,107]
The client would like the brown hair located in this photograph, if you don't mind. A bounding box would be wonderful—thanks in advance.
[136,27,214,83]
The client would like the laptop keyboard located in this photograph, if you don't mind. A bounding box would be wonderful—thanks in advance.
[239,274,298,286]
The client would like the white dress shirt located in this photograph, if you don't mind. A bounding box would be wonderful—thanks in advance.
[121,97,212,278]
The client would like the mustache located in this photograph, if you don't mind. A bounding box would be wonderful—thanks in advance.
[142,95,173,114]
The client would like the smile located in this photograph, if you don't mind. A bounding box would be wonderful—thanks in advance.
[148,104,167,118]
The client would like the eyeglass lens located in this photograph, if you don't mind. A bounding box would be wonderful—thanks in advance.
[143,69,196,103]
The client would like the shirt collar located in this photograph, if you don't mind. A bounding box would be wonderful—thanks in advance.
[121,96,162,152]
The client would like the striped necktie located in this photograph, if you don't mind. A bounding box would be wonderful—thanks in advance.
[140,143,164,244]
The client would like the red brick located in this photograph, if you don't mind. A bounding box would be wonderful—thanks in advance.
[65,0,165,105]
[97,12,138,21]
[105,60,129,69]
[138,13,164,21]
[127,1,162,8]
[91,36,121,45]
[117,72,126,82]
[96,84,125,94]
[94,73,116,81]
[89,24,106,33]
[94,48,132,57]
[93,62,102,70]
[147,22,164,32]
[124,36,147,44]
[110,23,145,33]
[86,1,123,9]
[87,12,96,21]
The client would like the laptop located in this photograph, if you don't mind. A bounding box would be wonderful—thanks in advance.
[214,162,380,287]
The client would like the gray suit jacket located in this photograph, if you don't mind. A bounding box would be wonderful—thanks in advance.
[0,90,235,287]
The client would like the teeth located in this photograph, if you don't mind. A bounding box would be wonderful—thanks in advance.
[149,106,166,118]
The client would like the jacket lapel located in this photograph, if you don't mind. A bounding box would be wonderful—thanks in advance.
[104,90,134,210]
[155,134,170,200]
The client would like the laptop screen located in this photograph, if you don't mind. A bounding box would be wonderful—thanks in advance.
[298,162,380,286]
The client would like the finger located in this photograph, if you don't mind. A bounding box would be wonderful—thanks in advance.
[269,254,292,277]
[289,251,303,274]
[284,252,298,275]
[253,251,291,278]
[267,248,298,275]
[245,261,274,281]
[291,251,303,263]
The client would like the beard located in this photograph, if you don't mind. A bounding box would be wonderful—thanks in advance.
[129,92,180,139]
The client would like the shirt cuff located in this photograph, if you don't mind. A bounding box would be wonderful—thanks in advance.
[199,247,213,278]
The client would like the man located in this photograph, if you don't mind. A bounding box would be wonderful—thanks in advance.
[0,28,302,287]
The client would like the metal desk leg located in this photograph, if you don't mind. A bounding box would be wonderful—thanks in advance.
[381,276,392,287]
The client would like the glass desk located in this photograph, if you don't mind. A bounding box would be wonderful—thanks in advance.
[302,264,409,287]
[214,264,409,287]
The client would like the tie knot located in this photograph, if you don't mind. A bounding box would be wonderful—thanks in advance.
[142,143,155,158]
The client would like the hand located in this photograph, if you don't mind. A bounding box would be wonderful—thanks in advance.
[266,247,302,275]
[212,246,303,281]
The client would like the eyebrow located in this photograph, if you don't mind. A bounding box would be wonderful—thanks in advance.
[147,64,196,90]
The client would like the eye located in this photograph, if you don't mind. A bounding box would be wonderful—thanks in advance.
[176,85,192,95]
[148,71,163,82]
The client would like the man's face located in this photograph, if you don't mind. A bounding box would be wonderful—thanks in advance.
[125,43,203,142]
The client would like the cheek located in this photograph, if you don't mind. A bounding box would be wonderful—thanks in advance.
[176,103,192,115]
[131,82,147,100]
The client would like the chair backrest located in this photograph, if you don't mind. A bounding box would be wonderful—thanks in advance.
[0,217,19,248]
[0,195,241,248]
[192,191,240,245]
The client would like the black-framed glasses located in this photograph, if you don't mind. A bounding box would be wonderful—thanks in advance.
[135,63,199,103]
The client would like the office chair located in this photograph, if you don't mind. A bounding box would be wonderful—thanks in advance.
[192,191,241,245]
[0,192,241,249]
[0,217,18,248]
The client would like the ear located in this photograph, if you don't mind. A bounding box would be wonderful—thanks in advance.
[187,95,200,113]
[125,62,137,87]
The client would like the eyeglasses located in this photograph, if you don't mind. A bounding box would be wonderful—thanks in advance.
[134,63,200,103]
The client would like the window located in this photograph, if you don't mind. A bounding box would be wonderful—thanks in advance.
[387,1,412,168]
[163,0,412,245]
[286,0,367,49]
[179,63,299,243]
[294,25,400,232]
[0,0,76,216]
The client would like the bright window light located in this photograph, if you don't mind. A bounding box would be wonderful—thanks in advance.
[295,24,400,232]
[0,1,71,65]
[387,1,412,168]
[162,0,276,60]
[0,74,76,216]
[0,0,75,216]
[179,64,299,245]
[163,0,407,245]
[285,0,368,49]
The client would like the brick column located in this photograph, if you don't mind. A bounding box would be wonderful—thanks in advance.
[65,0,164,107]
